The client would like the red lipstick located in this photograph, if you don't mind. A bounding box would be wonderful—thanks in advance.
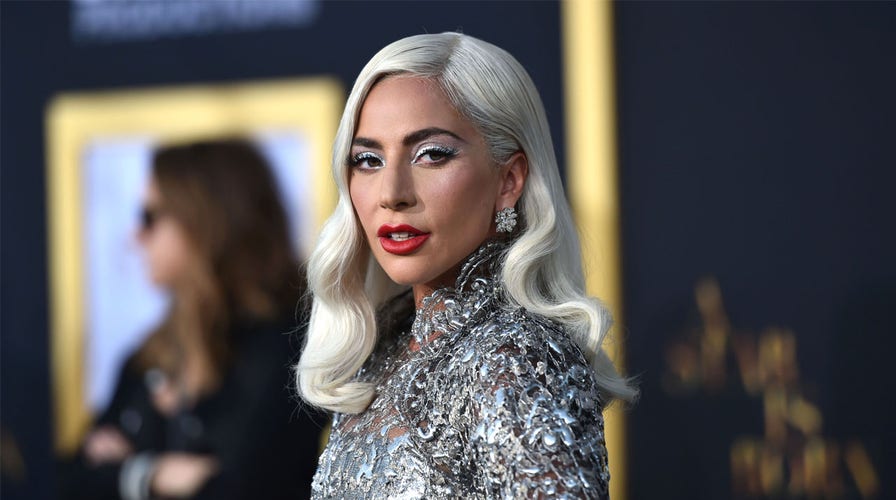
[377,224,430,255]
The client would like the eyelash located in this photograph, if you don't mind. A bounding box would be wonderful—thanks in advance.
[414,145,458,165]
[349,145,459,171]
[348,151,385,170]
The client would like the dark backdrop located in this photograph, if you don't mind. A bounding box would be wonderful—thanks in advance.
[3,1,895,499]
[616,2,896,499]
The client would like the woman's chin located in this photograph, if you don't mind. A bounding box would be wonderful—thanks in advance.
[381,270,424,288]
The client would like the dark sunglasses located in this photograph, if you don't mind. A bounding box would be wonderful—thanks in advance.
[140,206,164,231]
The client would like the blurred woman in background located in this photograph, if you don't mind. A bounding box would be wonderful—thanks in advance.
[60,138,323,500]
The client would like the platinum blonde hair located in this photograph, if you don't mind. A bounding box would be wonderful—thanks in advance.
[297,32,637,414]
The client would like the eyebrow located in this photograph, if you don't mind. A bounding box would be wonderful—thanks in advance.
[352,127,466,149]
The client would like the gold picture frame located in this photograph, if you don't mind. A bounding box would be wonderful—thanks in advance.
[46,77,343,455]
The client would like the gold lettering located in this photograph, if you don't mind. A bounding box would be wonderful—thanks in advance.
[845,441,880,498]
[731,438,764,495]
[788,396,822,437]
[763,387,789,445]
[758,329,798,388]
[696,278,729,390]
[732,332,761,395]
[667,278,881,498]
[662,341,700,394]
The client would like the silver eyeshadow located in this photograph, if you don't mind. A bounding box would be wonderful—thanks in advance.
[349,144,459,170]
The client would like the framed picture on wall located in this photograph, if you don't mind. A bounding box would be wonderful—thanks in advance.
[46,78,343,455]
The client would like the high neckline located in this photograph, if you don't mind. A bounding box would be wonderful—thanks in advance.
[417,240,508,307]
[409,240,509,349]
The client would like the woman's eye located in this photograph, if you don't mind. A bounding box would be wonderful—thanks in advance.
[414,146,457,165]
[349,152,384,170]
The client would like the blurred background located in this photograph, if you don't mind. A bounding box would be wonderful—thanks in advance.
[2,1,894,499]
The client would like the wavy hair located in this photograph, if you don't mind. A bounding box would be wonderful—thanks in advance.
[297,33,637,413]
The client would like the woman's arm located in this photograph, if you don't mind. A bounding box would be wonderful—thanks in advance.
[58,359,164,500]
[186,327,326,500]
[467,323,610,499]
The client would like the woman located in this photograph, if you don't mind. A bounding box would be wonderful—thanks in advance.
[60,139,323,500]
[297,33,637,498]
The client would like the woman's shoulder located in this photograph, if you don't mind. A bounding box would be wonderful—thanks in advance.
[464,308,592,373]
[440,306,610,498]
[446,306,605,407]
[232,314,301,353]
[224,315,303,384]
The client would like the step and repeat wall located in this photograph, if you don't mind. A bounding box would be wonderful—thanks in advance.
[2,1,893,499]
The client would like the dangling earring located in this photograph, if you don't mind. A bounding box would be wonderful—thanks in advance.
[495,207,517,233]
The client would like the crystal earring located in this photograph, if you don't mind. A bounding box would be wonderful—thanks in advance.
[495,207,518,233]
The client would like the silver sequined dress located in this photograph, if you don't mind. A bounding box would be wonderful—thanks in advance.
[311,243,611,499]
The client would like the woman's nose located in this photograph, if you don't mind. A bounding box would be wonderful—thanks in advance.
[378,162,416,210]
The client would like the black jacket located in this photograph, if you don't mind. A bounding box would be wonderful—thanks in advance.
[58,316,326,500]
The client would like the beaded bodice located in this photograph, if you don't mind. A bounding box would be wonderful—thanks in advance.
[311,243,610,499]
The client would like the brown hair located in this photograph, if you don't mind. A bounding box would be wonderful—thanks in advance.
[135,138,304,390]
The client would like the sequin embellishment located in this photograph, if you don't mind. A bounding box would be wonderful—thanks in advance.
[311,243,610,499]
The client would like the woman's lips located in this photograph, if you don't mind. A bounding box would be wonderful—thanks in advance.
[377,224,430,255]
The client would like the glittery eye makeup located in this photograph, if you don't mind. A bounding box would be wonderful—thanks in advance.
[413,144,458,165]
[349,151,385,171]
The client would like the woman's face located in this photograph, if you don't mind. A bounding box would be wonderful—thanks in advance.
[137,177,193,288]
[349,76,524,299]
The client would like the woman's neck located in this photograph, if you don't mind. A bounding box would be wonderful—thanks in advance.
[412,262,464,308]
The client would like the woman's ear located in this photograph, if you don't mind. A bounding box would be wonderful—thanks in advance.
[496,152,528,210]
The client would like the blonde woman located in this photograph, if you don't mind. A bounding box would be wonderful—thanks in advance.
[298,33,637,499]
